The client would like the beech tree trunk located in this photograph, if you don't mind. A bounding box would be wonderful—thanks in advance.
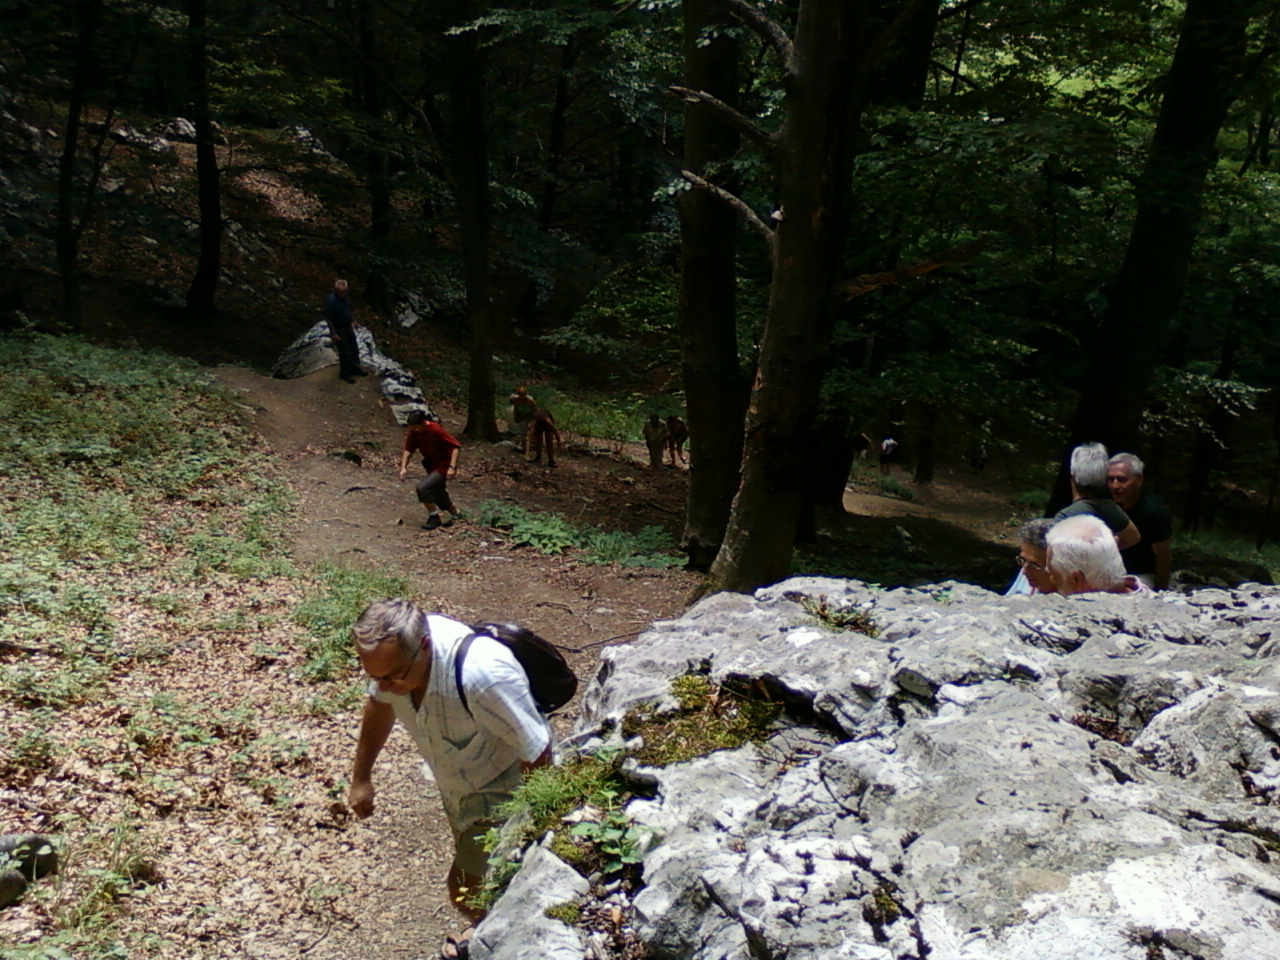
[451,3,499,441]
[710,0,862,592]
[1064,0,1259,457]
[677,0,746,571]
[186,0,222,319]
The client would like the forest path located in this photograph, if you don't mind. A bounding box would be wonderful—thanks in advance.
[212,364,699,960]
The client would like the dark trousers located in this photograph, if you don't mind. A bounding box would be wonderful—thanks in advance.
[333,323,361,375]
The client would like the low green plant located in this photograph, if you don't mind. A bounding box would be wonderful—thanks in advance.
[544,901,583,925]
[800,595,879,636]
[877,476,916,502]
[471,751,648,912]
[293,563,408,680]
[1179,530,1280,583]
[622,675,782,767]
[475,500,682,567]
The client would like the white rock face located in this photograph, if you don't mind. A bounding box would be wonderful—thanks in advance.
[477,578,1280,960]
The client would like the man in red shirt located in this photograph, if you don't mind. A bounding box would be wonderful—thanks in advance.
[398,411,462,530]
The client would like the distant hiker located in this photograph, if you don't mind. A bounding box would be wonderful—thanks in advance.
[399,410,461,530]
[508,386,537,441]
[878,434,898,475]
[1054,443,1140,550]
[348,599,552,958]
[1108,452,1173,589]
[666,415,688,467]
[1004,517,1057,596]
[1046,515,1151,595]
[853,432,873,462]
[323,278,365,383]
[526,408,561,467]
[643,414,668,471]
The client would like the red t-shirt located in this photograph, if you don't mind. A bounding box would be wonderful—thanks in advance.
[404,421,461,474]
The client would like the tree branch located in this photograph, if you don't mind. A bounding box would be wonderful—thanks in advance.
[838,238,985,300]
[679,169,774,246]
[725,0,794,75]
[669,85,778,154]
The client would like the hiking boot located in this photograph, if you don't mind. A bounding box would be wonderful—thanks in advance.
[421,515,443,530]
[340,373,357,384]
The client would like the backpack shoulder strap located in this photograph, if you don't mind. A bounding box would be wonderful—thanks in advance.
[453,632,478,714]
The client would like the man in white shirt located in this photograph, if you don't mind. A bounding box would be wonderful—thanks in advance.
[347,599,551,955]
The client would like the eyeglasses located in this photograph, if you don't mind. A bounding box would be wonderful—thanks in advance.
[369,642,422,684]
[1016,554,1046,573]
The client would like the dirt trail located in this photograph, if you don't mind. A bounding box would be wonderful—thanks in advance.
[213,365,699,960]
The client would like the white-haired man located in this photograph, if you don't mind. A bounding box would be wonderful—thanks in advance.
[1108,452,1173,590]
[1054,442,1141,550]
[1046,515,1151,595]
[347,599,551,958]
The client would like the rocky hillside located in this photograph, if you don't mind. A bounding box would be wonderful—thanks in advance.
[474,577,1280,960]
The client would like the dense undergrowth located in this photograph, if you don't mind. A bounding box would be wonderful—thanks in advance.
[0,335,399,958]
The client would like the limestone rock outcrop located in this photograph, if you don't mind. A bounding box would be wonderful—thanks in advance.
[473,578,1280,960]
[270,321,429,423]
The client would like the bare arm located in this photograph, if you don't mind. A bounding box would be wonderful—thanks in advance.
[398,448,412,481]
[348,697,395,818]
[1152,540,1172,590]
[1115,521,1141,551]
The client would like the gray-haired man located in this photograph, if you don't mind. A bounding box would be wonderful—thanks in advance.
[1108,452,1173,590]
[348,599,551,955]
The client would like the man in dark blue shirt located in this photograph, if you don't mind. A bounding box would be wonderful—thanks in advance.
[323,278,365,383]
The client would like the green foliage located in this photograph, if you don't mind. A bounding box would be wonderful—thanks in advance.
[800,596,879,637]
[475,501,682,567]
[472,752,647,912]
[877,477,916,502]
[292,563,408,681]
[622,675,782,767]
[544,901,582,925]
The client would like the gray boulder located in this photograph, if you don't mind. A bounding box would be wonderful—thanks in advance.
[270,321,430,424]
[478,579,1280,959]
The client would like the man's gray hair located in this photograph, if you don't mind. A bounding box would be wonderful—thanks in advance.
[353,598,424,657]
[1069,442,1110,497]
[1018,517,1055,549]
[1108,452,1144,476]
[1046,515,1125,592]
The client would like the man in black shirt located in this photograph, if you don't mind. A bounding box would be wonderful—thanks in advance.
[1108,452,1173,590]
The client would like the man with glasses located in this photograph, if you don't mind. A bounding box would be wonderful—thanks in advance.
[1005,518,1057,595]
[347,599,551,958]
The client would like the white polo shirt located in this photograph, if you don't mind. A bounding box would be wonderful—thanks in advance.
[370,615,551,830]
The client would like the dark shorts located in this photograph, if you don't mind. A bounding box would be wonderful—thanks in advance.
[415,470,455,513]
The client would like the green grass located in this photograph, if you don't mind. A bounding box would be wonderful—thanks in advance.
[474,499,683,567]
[1178,529,1280,583]
[292,562,408,680]
[0,334,376,955]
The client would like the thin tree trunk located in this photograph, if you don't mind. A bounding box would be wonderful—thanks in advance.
[55,0,104,331]
[677,0,746,570]
[357,0,392,310]
[186,0,222,318]
[912,402,937,484]
[1065,0,1259,456]
[451,3,498,442]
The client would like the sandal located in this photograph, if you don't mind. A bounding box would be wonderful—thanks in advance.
[440,927,474,960]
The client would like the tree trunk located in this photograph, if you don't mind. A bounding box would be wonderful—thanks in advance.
[912,402,937,484]
[55,0,104,332]
[798,414,859,543]
[677,0,746,570]
[710,0,862,592]
[357,0,392,311]
[1065,0,1259,456]
[451,4,498,442]
[186,0,222,319]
